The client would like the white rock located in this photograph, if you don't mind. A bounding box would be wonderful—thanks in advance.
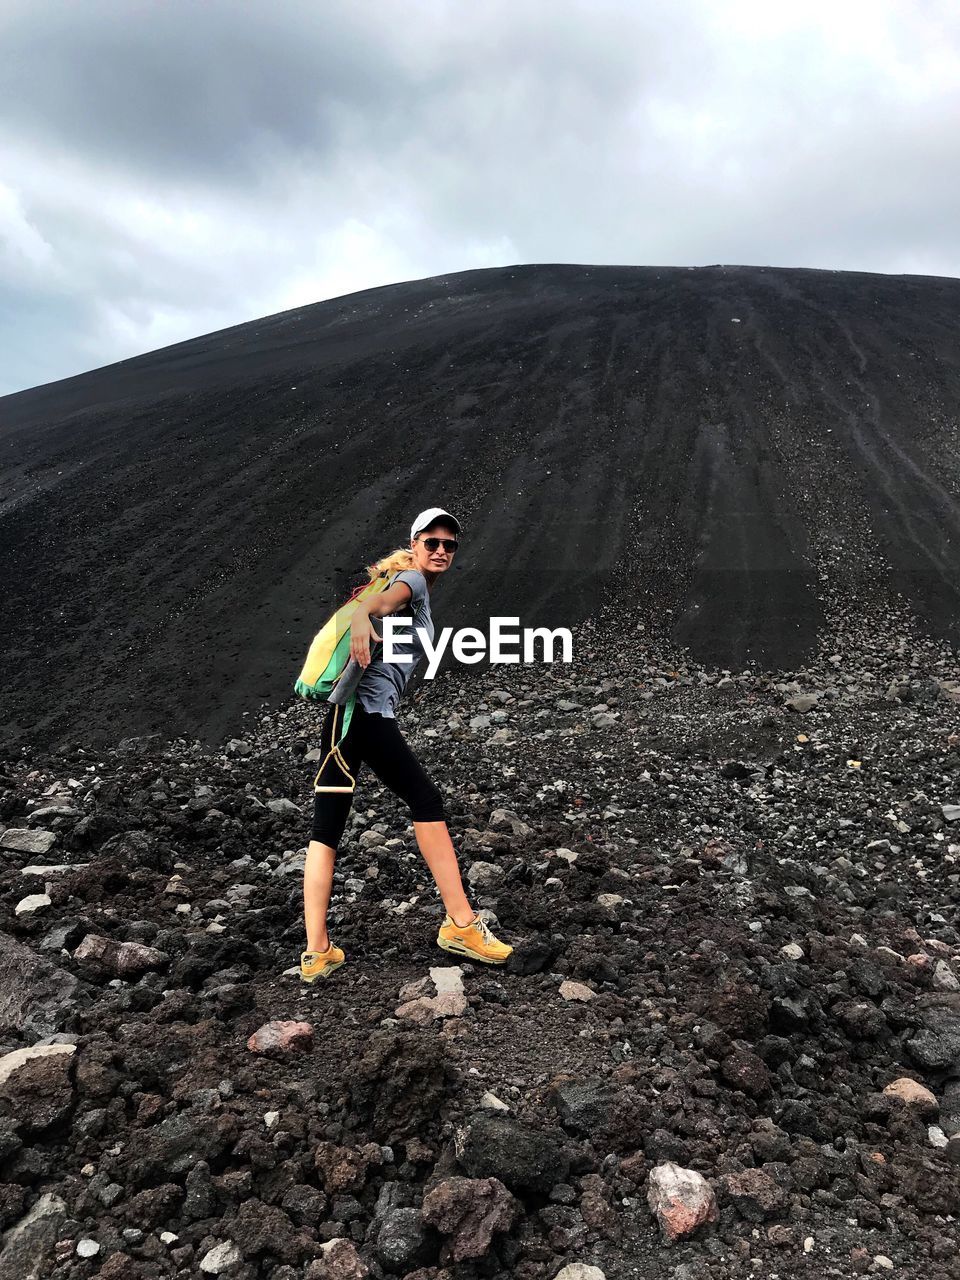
[264,1111,279,1128]
[159,1231,179,1245]
[553,1265,607,1280]
[940,804,960,821]
[928,1125,949,1148]
[873,1257,894,1271]
[553,848,579,864]
[480,1091,510,1111]
[15,894,51,915]
[431,966,465,998]
[804,1236,815,1252]
[780,943,805,961]
[21,863,88,876]
[76,1239,100,1258]
[200,1240,243,1273]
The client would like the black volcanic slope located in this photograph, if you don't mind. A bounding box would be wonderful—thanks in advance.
[2,263,959,751]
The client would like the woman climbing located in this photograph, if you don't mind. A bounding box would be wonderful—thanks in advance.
[300,507,513,981]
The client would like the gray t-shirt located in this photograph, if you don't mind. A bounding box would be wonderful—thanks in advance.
[355,569,434,718]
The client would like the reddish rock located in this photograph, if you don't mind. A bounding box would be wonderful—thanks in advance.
[883,1077,938,1117]
[304,1237,370,1279]
[421,1176,519,1262]
[578,1173,621,1239]
[619,1150,648,1185]
[313,1141,380,1195]
[247,1020,313,1054]
[646,1162,719,1242]
[719,1049,772,1098]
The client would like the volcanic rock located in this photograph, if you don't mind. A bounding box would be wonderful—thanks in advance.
[646,1162,719,1241]
[420,1176,519,1263]
[454,1111,571,1196]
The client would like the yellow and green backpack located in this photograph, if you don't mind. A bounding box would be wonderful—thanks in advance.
[294,569,398,793]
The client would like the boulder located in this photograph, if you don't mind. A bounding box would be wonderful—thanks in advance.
[454,1111,570,1196]
[421,1176,519,1263]
[72,934,169,977]
[646,1162,718,1242]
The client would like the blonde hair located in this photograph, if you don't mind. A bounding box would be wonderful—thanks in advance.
[365,546,415,581]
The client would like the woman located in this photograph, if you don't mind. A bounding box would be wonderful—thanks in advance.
[300,507,513,982]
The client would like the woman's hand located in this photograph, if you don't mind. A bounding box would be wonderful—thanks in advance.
[350,609,382,668]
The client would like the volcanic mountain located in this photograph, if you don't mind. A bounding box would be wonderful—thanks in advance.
[2,263,959,751]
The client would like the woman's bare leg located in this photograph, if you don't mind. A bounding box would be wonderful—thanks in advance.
[412,820,476,925]
[304,840,337,951]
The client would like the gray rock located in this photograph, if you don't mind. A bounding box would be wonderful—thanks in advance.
[372,1206,429,1270]
[72,933,169,977]
[466,860,502,889]
[785,694,819,713]
[144,1111,231,1175]
[0,934,79,1039]
[552,1079,621,1136]
[0,1190,67,1279]
[20,863,88,877]
[455,1111,570,1196]
[267,798,303,816]
[25,805,78,824]
[0,829,56,855]
[940,1079,960,1138]
[907,994,960,1071]
[487,807,532,838]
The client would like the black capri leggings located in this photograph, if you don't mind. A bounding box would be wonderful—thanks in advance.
[311,701,446,849]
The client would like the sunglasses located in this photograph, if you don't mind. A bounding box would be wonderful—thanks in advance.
[419,536,459,553]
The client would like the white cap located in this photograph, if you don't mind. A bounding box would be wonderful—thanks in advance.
[410,507,462,542]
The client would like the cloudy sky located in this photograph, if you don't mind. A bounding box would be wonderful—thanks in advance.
[2,0,959,396]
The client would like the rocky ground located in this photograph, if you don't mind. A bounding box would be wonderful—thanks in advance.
[1,583,960,1280]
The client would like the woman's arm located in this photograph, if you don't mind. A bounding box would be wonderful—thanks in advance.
[364,581,413,619]
[349,580,414,667]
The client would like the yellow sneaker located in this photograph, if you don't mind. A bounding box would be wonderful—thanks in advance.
[437,913,513,965]
[300,943,345,982]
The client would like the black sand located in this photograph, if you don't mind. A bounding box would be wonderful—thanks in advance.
[2,263,959,752]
